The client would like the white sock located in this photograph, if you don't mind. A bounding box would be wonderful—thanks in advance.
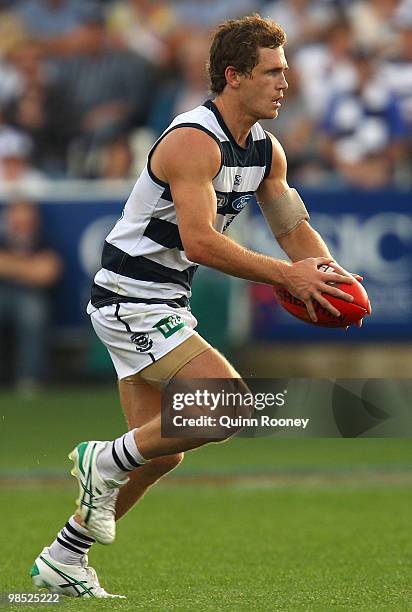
[97,429,147,481]
[49,516,95,566]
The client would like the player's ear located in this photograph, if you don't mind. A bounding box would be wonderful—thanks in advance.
[225,65,241,89]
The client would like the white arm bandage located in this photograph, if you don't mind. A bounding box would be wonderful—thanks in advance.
[258,188,310,238]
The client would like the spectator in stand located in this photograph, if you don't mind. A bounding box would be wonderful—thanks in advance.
[382,2,412,136]
[0,8,26,107]
[0,126,47,197]
[261,64,329,186]
[15,0,105,60]
[106,0,179,68]
[4,42,77,176]
[319,48,406,188]
[0,199,62,393]
[52,18,157,178]
[173,0,259,28]
[148,32,210,136]
[346,0,399,54]
[265,0,339,52]
[294,18,357,121]
[1,0,407,188]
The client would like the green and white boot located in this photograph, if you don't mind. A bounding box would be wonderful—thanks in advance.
[69,441,128,545]
[30,547,125,598]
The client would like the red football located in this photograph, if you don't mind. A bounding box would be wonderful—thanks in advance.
[273,270,371,328]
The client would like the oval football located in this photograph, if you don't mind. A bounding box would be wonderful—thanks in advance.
[273,279,371,328]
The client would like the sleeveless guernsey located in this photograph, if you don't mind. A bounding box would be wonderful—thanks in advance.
[90,99,272,308]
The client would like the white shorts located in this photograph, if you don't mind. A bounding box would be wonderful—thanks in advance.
[87,301,199,380]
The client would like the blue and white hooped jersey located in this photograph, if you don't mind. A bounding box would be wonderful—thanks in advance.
[91,100,273,308]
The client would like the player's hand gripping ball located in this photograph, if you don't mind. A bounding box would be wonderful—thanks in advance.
[274,265,371,328]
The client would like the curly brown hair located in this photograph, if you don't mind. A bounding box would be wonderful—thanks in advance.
[208,14,287,95]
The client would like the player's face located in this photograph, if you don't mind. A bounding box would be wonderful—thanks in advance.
[240,46,289,120]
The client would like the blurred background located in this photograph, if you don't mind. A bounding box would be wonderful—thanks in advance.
[0,0,412,393]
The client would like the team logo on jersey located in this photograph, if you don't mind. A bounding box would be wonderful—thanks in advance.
[130,333,153,352]
[216,192,228,209]
[234,174,242,186]
[232,194,253,212]
[154,314,186,338]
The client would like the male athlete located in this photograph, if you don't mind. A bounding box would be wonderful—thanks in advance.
[31,15,356,597]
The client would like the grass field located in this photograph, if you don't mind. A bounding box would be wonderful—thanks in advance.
[1,388,411,611]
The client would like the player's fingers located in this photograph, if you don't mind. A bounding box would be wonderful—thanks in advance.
[352,273,363,282]
[328,260,349,272]
[320,284,354,302]
[327,261,354,279]
[313,292,341,317]
[321,272,354,285]
[320,272,353,285]
[356,318,363,328]
[304,298,317,322]
[314,257,334,267]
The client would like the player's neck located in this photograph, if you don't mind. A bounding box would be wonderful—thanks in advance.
[213,95,255,148]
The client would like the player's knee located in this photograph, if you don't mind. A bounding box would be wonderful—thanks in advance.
[149,452,184,474]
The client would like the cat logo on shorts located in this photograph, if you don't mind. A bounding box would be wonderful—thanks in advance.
[130,332,153,352]
[154,314,185,338]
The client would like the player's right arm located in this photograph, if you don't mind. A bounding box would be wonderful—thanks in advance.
[150,128,350,311]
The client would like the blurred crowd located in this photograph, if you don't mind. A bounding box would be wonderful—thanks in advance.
[0,0,412,190]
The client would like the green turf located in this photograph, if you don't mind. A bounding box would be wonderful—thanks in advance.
[1,484,412,611]
[1,388,412,476]
[1,388,411,610]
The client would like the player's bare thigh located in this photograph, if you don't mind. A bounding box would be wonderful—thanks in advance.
[118,376,161,429]
[119,342,245,465]
[118,343,241,428]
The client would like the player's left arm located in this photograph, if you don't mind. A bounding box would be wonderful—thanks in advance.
[257,134,364,325]
[256,132,333,262]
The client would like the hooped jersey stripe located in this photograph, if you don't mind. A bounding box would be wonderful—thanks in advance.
[91,100,272,308]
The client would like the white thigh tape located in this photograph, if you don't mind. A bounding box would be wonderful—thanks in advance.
[258,188,309,238]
